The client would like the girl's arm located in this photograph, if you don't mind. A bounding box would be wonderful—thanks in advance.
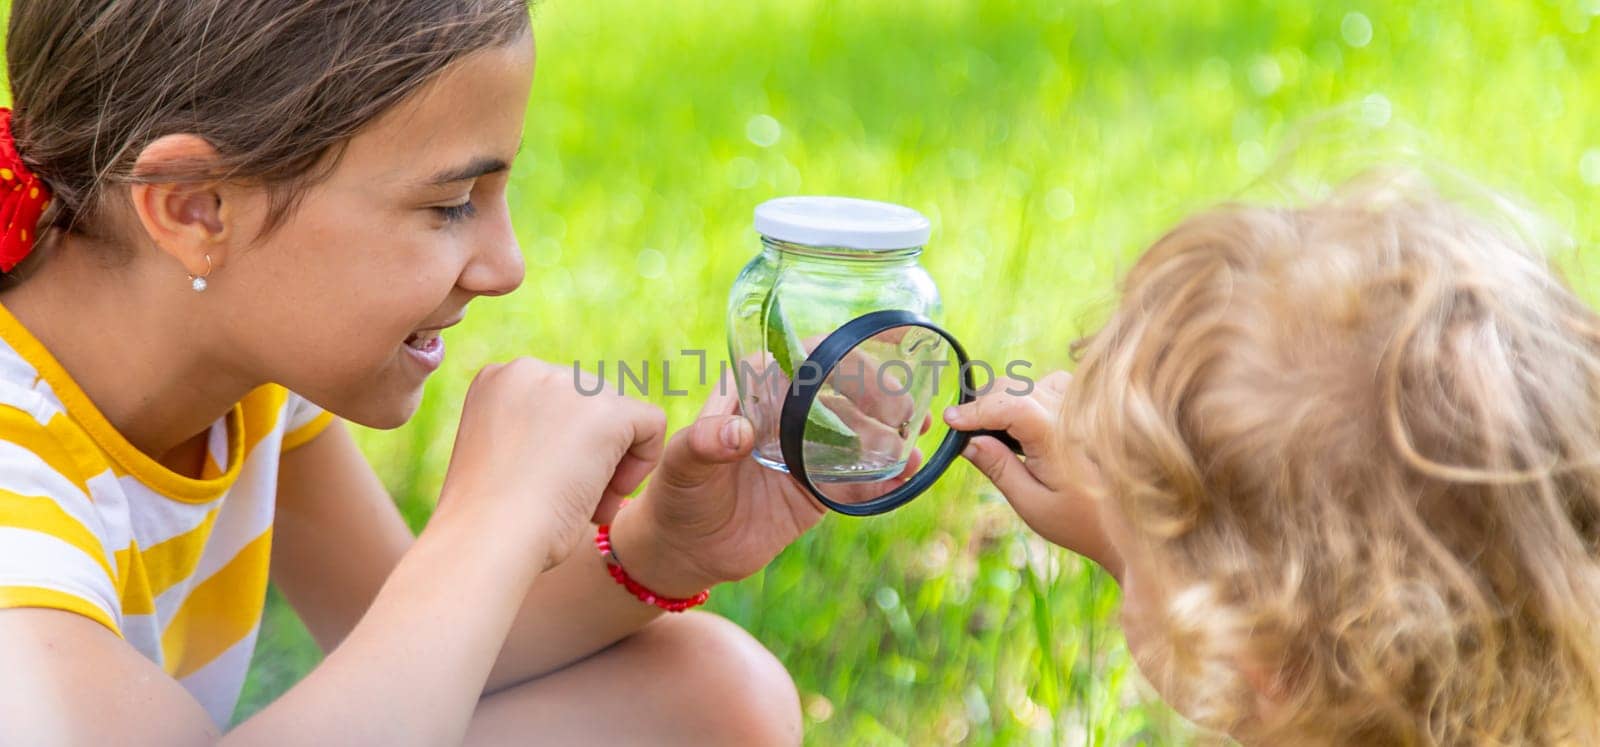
[0,358,667,744]
[0,498,547,745]
[272,419,710,694]
[233,505,550,744]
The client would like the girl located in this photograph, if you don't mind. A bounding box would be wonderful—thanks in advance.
[0,2,835,744]
[950,172,1600,744]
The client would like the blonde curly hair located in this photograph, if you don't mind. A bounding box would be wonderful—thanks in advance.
[1066,171,1600,744]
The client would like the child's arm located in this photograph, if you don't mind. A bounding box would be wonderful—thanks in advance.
[272,418,715,694]
[270,418,415,652]
[0,505,554,745]
[944,371,1124,580]
[0,358,667,744]
[485,370,834,690]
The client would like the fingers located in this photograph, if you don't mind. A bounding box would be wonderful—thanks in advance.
[961,433,1048,503]
[818,346,916,433]
[599,403,669,507]
[654,414,755,492]
[601,449,655,513]
[700,367,741,418]
[902,446,923,477]
[818,447,924,506]
[731,332,923,442]
[943,375,1059,454]
[816,392,908,456]
[1037,370,1071,398]
[592,491,626,525]
[799,327,927,436]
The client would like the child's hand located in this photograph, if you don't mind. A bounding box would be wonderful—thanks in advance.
[944,371,1122,577]
[603,370,915,598]
[437,358,667,572]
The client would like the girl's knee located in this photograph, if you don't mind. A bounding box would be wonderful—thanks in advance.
[630,611,802,746]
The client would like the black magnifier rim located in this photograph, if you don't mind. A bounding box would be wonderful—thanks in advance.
[779,309,998,517]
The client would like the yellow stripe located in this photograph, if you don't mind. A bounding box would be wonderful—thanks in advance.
[44,412,114,490]
[133,506,219,600]
[283,410,335,451]
[0,490,115,586]
[161,529,272,679]
[0,585,122,638]
[241,385,288,459]
[114,541,155,616]
[0,407,98,496]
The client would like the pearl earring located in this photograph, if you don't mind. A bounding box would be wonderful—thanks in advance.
[189,254,213,292]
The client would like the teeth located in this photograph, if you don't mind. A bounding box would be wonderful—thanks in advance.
[405,329,440,349]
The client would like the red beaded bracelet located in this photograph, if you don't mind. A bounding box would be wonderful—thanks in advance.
[594,524,710,613]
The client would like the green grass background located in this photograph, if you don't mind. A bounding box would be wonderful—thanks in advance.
[242,1,1600,744]
[233,2,1600,745]
[8,0,1600,744]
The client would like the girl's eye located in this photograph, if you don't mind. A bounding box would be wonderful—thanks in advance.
[434,200,477,223]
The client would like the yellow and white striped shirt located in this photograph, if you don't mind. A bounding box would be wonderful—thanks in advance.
[0,299,335,726]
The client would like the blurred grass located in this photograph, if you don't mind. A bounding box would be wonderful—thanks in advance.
[116,0,1596,743]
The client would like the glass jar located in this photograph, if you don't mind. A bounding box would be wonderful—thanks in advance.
[726,196,942,482]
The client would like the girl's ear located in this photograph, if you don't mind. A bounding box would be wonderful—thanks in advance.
[128,133,235,278]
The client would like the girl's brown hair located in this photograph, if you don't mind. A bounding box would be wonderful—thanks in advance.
[1066,170,1600,744]
[5,0,532,267]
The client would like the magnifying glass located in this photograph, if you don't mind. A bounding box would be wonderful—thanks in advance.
[776,309,1024,516]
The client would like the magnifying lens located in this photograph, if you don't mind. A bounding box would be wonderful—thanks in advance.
[776,309,1024,516]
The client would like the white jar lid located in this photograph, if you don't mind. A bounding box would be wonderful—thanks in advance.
[754,196,931,251]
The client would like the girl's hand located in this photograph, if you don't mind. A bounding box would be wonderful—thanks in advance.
[605,372,926,597]
[437,358,667,572]
[944,370,1122,577]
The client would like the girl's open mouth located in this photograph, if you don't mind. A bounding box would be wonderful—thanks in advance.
[402,329,445,372]
[404,329,440,350]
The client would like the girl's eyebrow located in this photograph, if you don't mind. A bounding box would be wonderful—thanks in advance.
[421,155,508,186]
[418,141,524,186]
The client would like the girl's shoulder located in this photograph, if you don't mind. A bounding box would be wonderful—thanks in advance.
[0,371,124,637]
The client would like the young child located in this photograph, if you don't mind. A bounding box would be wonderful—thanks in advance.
[0,2,828,744]
[949,171,1600,744]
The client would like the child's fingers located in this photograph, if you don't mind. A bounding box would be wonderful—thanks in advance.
[962,433,1047,499]
[817,393,909,455]
[592,491,627,525]
[598,450,659,523]
[700,367,741,418]
[826,345,915,432]
[942,377,1057,453]
[599,401,669,502]
[1037,370,1071,399]
[654,414,755,492]
[826,447,923,504]
[600,441,668,518]
[1034,371,1070,414]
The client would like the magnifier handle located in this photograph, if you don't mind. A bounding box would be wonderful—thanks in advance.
[967,428,1025,455]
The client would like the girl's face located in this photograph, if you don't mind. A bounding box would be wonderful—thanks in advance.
[216,31,535,428]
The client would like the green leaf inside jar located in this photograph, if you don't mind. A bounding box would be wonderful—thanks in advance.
[764,294,860,448]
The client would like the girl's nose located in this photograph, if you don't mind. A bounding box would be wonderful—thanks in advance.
[461,221,526,298]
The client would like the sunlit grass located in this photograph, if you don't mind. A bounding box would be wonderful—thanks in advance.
[103,0,1593,743]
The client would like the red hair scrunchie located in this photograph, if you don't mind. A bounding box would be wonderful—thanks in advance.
[0,107,52,273]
